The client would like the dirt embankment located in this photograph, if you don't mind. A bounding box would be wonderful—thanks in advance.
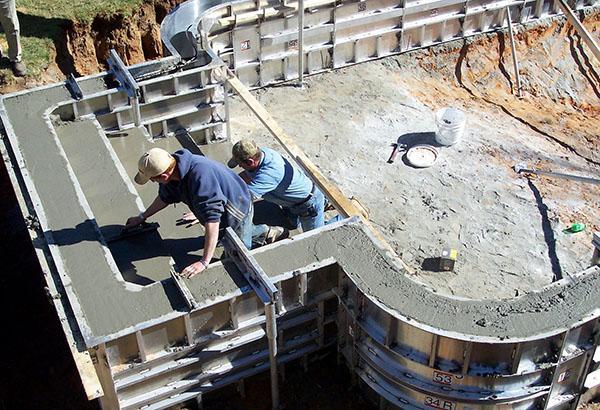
[392,12,600,233]
[0,0,184,93]
[63,0,184,76]
[395,13,600,160]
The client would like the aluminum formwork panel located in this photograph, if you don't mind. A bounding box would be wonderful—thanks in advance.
[336,275,600,409]
[233,26,262,86]
[195,0,594,85]
[96,268,339,409]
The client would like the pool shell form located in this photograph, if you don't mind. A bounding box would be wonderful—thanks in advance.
[1,0,599,407]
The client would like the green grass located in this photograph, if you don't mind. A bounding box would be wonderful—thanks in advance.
[20,36,52,77]
[19,0,144,22]
[0,0,145,83]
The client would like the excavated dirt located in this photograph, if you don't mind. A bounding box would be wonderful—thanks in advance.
[64,0,184,76]
[0,0,184,93]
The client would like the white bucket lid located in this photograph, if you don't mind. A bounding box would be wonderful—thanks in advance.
[406,144,439,168]
[437,107,465,125]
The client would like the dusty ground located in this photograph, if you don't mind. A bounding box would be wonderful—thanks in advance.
[230,14,600,300]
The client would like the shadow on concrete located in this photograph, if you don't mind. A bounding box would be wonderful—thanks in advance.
[421,257,440,272]
[392,132,442,167]
[526,178,563,281]
[396,131,439,147]
[47,220,206,286]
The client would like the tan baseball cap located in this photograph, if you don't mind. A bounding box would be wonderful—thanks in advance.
[227,139,260,168]
[134,148,174,185]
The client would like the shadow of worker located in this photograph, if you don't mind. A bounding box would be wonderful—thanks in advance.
[16,11,76,75]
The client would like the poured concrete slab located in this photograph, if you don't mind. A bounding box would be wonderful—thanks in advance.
[1,59,598,351]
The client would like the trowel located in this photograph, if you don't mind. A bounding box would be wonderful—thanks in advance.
[105,222,160,243]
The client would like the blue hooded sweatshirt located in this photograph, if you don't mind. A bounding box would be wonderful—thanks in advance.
[158,149,251,229]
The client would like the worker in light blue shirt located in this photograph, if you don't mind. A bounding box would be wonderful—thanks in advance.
[228,139,325,242]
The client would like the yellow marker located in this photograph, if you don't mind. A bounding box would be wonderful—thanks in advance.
[439,247,458,271]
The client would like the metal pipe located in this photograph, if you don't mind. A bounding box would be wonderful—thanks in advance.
[505,7,523,98]
[132,97,142,127]
[297,0,305,84]
[223,81,231,141]
[514,164,600,185]
[556,0,600,63]
[265,302,279,409]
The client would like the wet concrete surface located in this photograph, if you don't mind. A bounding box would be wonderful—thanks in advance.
[0,155,367,409]
[248,221,600,339]
[3,83,188,341]
[2,57,599,347]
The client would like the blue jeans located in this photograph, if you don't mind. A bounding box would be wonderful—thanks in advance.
[233,202,253,249]
[283,187,325,231]
[252,223,270,248]
[325,214,343,225]
[251,188,325,247]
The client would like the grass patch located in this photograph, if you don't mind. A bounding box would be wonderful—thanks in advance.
[18,0,144,23]
[0,0,145,83]
[21,36,53,77]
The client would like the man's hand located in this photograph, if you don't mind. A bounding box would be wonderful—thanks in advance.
[181,261,207,278]
[181,211,196,222]
[125,215,145,229]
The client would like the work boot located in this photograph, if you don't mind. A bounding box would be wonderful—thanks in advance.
[264,226,289,244]
[10,61,26,77]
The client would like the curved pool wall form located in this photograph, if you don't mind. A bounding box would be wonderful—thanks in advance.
[160,0,600,88]
[1,0,599,408]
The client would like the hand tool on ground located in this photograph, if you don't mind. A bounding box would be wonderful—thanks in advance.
[169,259,200,309]
[563,223,586,234]
[105,222,160,243]
[513,163,600,185]
[387,143,407,164]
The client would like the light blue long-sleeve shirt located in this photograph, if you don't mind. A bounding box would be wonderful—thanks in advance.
[246,147,313,207]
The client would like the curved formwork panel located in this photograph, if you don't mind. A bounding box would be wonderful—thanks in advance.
[336,272,599,409]
[161,0,592,88]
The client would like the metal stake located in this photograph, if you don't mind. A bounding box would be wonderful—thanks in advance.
[132,96,142,127]
[556,0,600,63]
[506,7,522,98]
[265,302,280,409]
[298,0,305,86]
[223,80,232,140]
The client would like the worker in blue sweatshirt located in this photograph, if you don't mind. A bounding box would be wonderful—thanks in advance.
[125,147,253,278]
